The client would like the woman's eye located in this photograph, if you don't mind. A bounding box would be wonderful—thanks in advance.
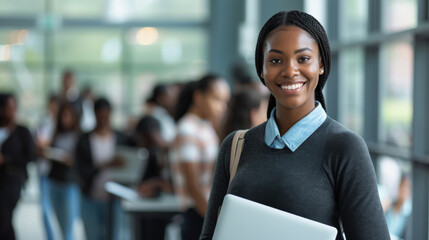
[298,56,310,63]
[269,59,282,64]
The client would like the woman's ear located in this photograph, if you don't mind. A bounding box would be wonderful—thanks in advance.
[319,59,324,75]
[260,71,265,80]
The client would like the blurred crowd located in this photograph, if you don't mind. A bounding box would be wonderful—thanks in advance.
[0,67,269,240]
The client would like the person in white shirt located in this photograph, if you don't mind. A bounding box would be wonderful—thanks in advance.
[170,74,230,240]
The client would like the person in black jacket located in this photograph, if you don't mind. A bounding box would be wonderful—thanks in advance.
[75,97,127,240]
[0,93,36,240]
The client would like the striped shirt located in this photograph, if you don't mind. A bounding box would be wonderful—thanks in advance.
[170,113,219,210]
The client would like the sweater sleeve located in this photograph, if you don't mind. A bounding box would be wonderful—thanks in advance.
[74,133,99,195]
[200,132,234,240]
[3,126,36,168]
[329,132,390,240]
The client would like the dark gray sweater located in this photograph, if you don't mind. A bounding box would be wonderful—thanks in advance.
[200,118,390,240]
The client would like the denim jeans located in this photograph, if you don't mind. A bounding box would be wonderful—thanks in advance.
[49,180,80,240]
[39,176,55,240]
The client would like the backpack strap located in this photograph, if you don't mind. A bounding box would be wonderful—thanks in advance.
[229,130,248,184]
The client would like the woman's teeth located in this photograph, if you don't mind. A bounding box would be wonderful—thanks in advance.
[281,83,304,90]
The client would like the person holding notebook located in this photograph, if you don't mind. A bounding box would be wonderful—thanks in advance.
[201,11,390,239]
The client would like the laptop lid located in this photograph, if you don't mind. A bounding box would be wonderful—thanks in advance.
[213,194,338,240]
[106,146,149,184]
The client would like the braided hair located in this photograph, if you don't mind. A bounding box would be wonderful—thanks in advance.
[255,10,331,118]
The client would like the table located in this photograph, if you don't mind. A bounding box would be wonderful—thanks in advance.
[106,181,181,240]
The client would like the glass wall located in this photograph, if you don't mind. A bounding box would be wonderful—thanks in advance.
[338,48,364,135]
[339,0,368,41]
[379,39,414,148]
[382,0,417,32]
[0,0,209,129]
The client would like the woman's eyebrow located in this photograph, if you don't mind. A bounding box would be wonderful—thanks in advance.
[268,47,313,54]
[268,49,283,54]
[295,47,313,54]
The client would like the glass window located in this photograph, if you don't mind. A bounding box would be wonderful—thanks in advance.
[338,48,364,135]
[52,0,209,21]
[0,29,44,63]
[129,27,208,76]
[54,28,122,66]
[379,38,413,148]
[52,0,107,18]
[49,27,207,126]
[0,65,46,128]
[339,0,368,41]
[0,0,44,16]
[130,0,209,21]
[304,0,327,28]
[382,0,417,32]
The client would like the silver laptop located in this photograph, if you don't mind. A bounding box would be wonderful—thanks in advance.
[213,194,338,240]
[106,146,149,184]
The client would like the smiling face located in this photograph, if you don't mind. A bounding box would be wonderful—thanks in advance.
[260,25,323,115]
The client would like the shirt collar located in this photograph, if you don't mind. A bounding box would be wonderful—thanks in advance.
[265,102,327,151]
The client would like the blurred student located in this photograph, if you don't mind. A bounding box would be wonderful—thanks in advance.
[131,115,173,240]
[79,86,96,132]
[46,102,81,240]
[145,84,177,144]
[75,98,127,240]
[133,116,172,198]
[34,94,59,240]
[385,174,412,238]
[0,93,36,240]
[60,70,80,103]
[222,88,268,140]
[170,74,230,240]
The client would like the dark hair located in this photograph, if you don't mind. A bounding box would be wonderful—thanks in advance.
[174,74,222,121]
[135,115,161,136]
[0,93,15,124]
[54,102,80,135]
[222,88,265,139]
[94,97,111,112]
[147,84,169,105]
[255,10,331,118]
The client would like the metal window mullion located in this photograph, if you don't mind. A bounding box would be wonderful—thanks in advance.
[363,46,379,143]
[325,0,339,119]
[418,0,429,23]
[410,35,429,240]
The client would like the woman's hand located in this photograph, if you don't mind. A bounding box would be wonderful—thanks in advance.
[63,154,74,167]
[110,155,126,168]
[138,180,159,198]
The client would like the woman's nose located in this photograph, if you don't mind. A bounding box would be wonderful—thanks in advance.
[281,60,299,78]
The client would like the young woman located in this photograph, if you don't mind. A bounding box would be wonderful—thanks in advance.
[0,93,36,240]
[131,115,173,240]
[75,98,127,240]
[170,74,230,240]
[201,11,390,239]
[47,102,81,240]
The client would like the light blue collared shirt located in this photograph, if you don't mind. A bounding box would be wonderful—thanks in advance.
[265,102,327,151]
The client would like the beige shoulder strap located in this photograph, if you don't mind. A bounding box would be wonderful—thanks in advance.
[229,129,248,184]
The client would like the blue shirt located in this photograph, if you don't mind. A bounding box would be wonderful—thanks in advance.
[265,102,327,151]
